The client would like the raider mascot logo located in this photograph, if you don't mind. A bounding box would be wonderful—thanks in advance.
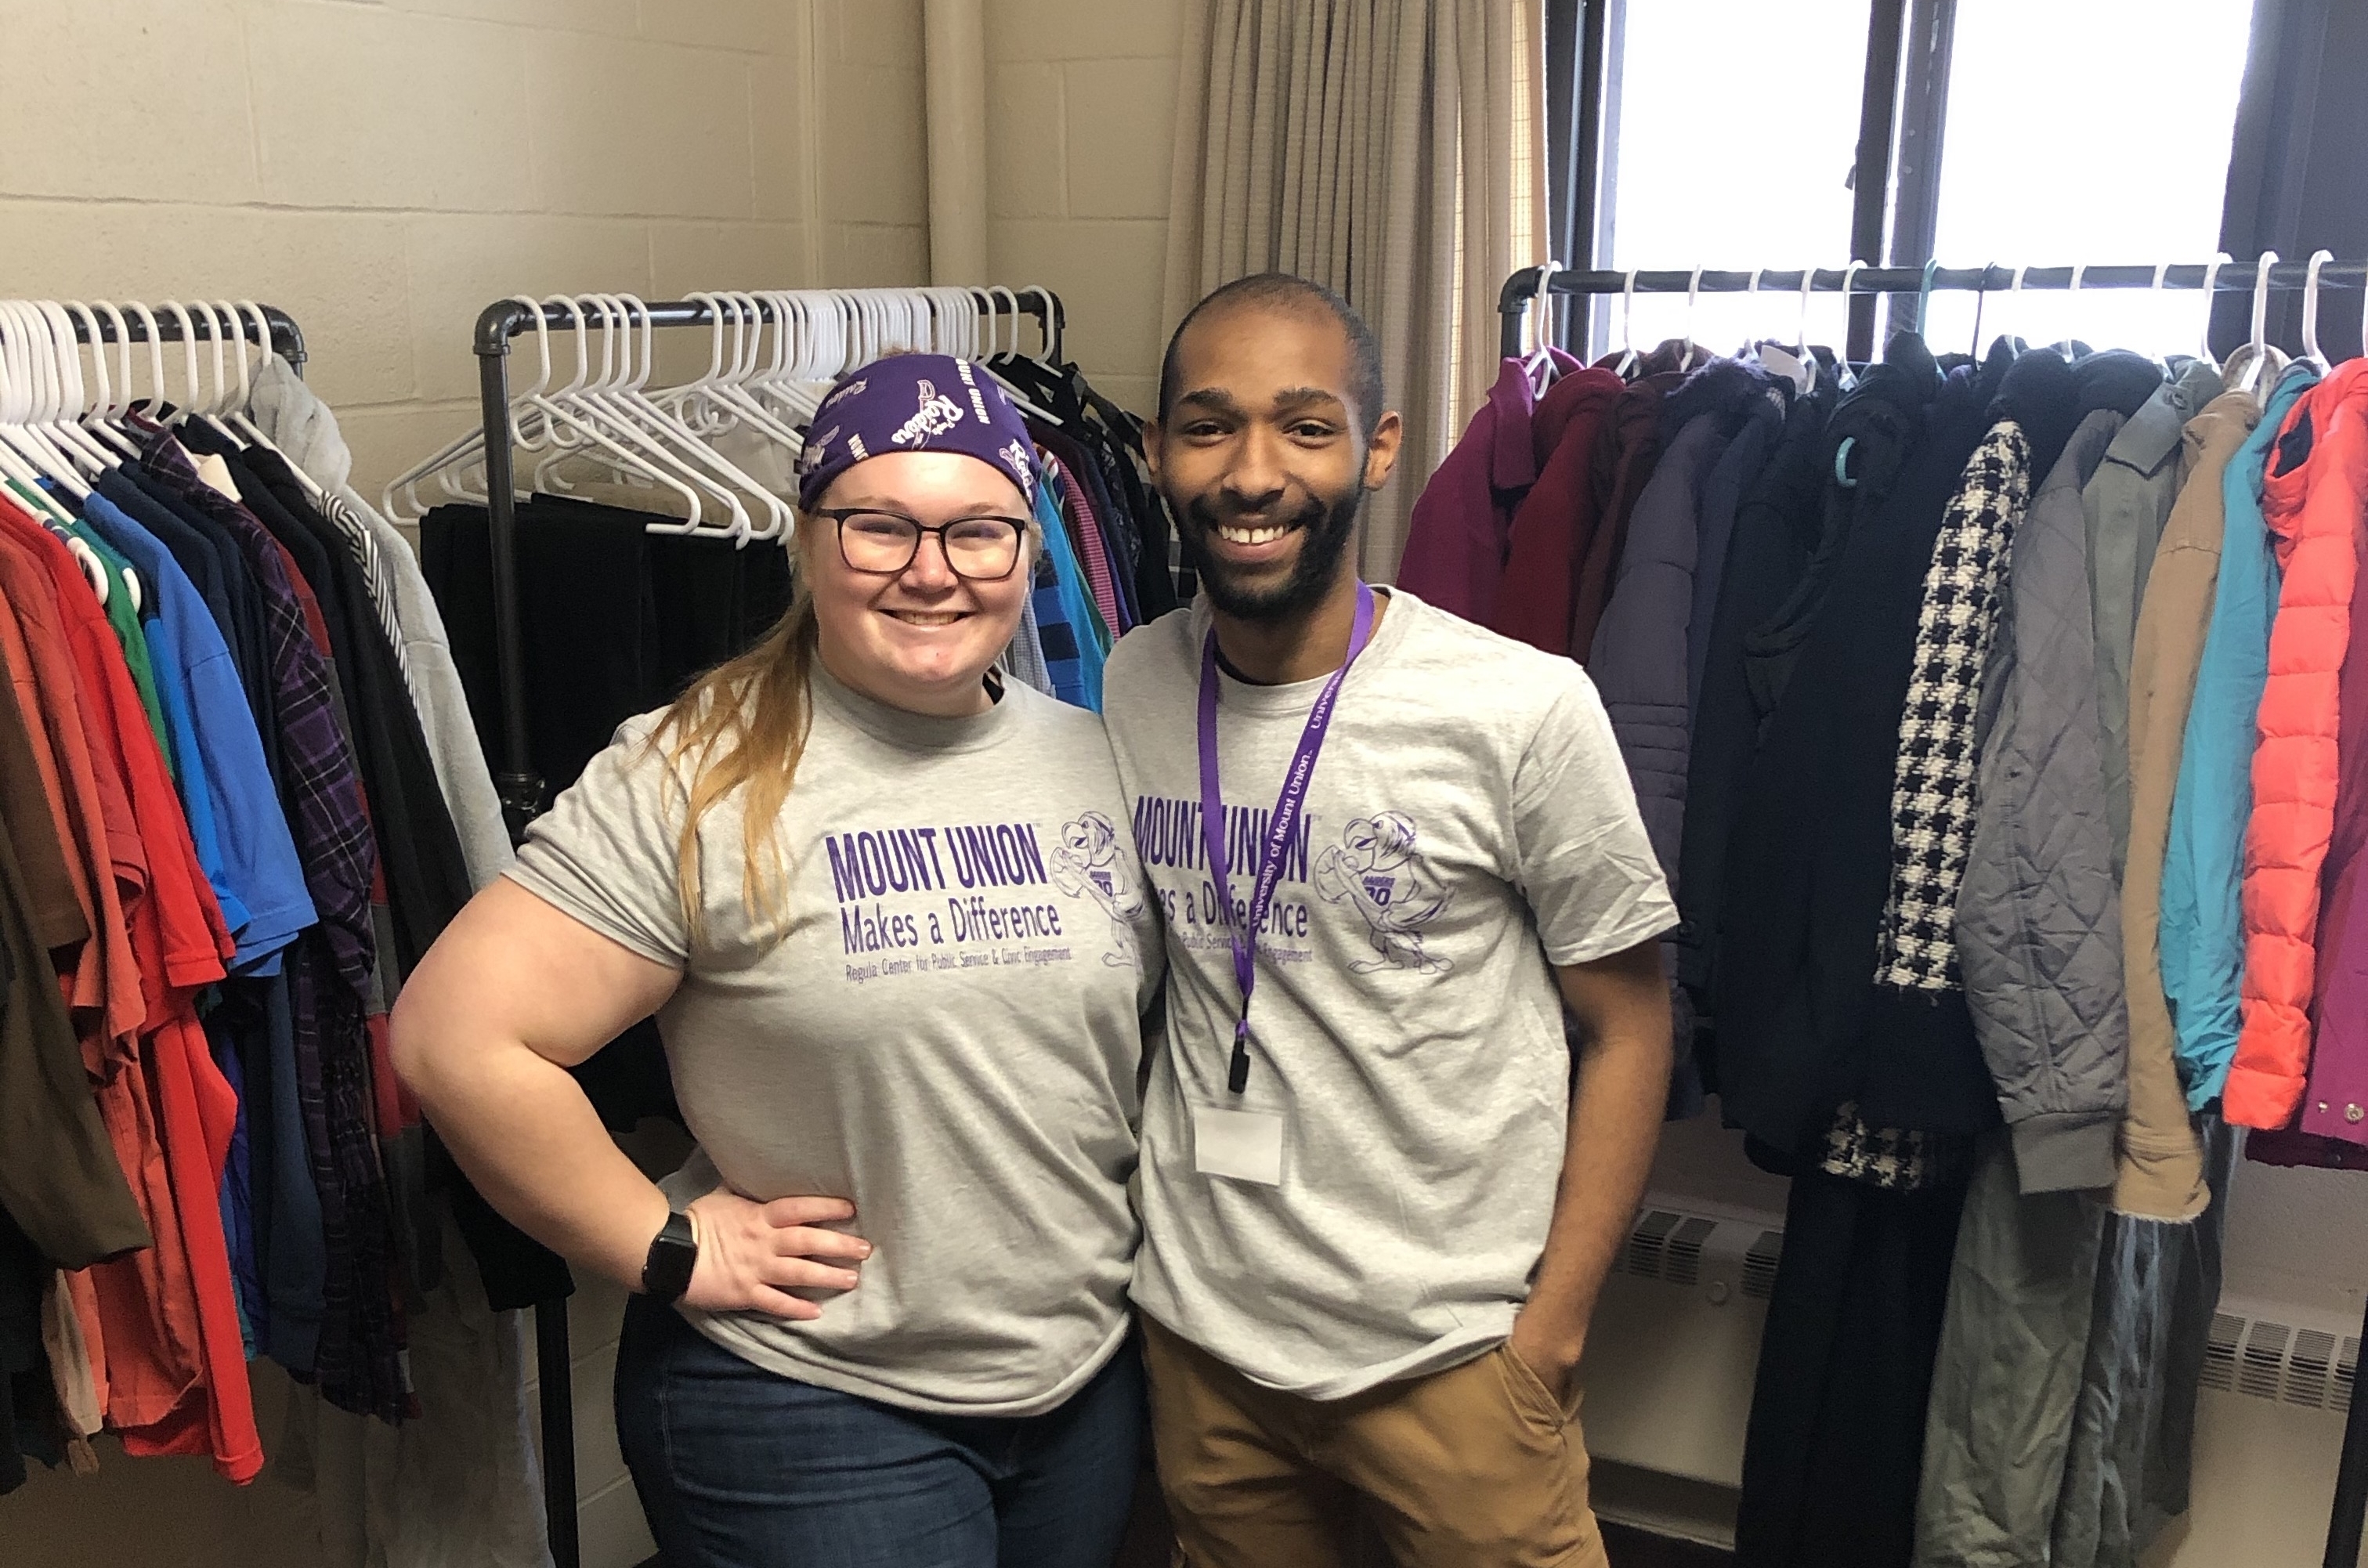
[890,380,967,446]
[1050,812,1147,969]
[1315,812,1452,974]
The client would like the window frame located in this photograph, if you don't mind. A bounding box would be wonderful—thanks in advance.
[1548,0,2367,366]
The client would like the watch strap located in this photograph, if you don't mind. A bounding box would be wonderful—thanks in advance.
[641,1210,698,1303]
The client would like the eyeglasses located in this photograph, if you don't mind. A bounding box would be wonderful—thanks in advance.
[812,508,1029,582]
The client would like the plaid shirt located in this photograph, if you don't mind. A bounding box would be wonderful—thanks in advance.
[143,433,408,1420]
[143,433,376,990]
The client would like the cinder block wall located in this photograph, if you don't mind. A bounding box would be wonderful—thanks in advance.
[0,0,930,508]
[984,0,1185,417]
[2,4,922,1563]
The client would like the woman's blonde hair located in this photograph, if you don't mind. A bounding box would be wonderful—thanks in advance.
[645,497,1040,938]
[646,583,821,940]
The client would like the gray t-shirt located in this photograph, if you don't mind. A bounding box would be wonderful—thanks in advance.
[1104,590,1676,1400]
[507,667,1161,1417]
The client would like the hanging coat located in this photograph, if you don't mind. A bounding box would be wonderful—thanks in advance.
[2161,363,2319,1107]
[1676,377,1837,1042]
[1397,357,1553,620]
[1954,410,2135,1195]
[2225,358,2368,1128]
[2116,389,2261,1218]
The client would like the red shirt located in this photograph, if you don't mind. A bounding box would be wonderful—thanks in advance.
[0,536,146,1057]
[0,497,261,1483]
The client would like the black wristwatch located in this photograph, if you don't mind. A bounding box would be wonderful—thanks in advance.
[641,1211,699,1303]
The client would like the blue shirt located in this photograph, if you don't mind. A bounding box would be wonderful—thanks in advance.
[1029,479,1106,710]
[81,491,316,973]
[2160,363,2317,1107]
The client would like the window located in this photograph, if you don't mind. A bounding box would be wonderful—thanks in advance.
[1917,0,2254,357]
[1560,0,2260,363]
[1589,0,1870,356]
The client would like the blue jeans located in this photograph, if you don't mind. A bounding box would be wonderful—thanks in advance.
[614,1295,1144,1567]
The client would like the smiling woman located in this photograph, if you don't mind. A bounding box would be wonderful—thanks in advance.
[389,352,1165,1568]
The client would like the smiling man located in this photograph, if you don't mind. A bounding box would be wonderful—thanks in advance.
[1102,273,1679,1568]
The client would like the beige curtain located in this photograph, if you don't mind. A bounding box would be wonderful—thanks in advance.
[1162,0,1547,579]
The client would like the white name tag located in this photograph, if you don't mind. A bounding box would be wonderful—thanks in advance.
[1192,1105,1285,1186]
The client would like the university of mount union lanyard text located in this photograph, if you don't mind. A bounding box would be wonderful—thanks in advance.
[1195,581,1377,1094]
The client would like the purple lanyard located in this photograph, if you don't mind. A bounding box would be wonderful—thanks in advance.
[1196,582,1377,1093]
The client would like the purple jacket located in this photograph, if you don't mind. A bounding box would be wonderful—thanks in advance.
[2294,511,2368,1145]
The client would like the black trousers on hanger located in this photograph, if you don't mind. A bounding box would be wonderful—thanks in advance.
[1735,1166,1969,1568]
[419,497,792,1310]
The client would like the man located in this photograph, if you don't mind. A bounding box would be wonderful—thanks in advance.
[1104,272,1677,1567]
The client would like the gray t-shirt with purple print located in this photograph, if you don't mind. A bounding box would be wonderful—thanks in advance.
[1104,589,1676,1400]
[507,666,1160,1417]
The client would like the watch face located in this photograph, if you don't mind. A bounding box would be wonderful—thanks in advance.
[644,1216,699,1303]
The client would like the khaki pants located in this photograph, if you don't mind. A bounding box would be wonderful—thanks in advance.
[1141,1318,1611,1568]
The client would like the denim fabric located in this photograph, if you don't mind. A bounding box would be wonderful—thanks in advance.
[615,1294,1143,1568]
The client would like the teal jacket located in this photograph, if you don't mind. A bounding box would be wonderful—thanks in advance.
[2160,363,2316,1106]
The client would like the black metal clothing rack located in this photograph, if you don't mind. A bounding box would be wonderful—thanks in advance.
[67,301,307,374]
[1496,258,2368,361]
[1497,257,2368,1568]
[468,288,1061,1568]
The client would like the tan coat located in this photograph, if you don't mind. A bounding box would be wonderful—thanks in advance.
[2116,391,2260,1219]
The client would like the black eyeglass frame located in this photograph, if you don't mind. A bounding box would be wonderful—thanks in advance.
[810,508,1032,582]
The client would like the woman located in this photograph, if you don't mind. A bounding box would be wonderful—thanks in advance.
[391,355,1159,1568]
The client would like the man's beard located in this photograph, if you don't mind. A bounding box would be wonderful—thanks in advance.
[1175,482,1364,625]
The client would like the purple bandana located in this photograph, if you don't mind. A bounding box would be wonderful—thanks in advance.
[797,353,1039,512]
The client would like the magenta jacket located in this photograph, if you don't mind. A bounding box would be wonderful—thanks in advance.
[1395,355,1572,617]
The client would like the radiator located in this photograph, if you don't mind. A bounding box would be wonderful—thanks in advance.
[1571,1200,2366,1567]
[1574,1199,1784,1488]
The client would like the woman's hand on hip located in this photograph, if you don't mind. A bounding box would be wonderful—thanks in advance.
[681,1192,870,1321]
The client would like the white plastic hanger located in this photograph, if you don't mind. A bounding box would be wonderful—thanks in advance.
[2056,264,2084,362]
[1611,269,1642,379]
[2197,253,2230,364]
[55,303,126,460]
[1786,265,1821,392]
[1523,262,1560,395]
[28,302,121,475]
[536,294,721,529]
[0,302,95,501]
[386,295,548,516]
[120,300,171,421]
[224,299,322,501]
[663,291,809,466]
[2301,250,2334,371]
[60,302,143,461]
[1837,260,1869,381]
[1751,269,1814,396]
[2225,251,2281,396]
[158,301,208,422]
[1676,265,1708,372]
[559,292,779,540]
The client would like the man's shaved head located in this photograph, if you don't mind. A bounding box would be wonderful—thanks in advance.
[1159,273,1386,440]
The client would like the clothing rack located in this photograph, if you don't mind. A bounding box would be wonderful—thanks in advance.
[67,301,307,374]
[468,287,1064,1568]
[1495,256,2368,1568]
[1495,259,2368,361]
